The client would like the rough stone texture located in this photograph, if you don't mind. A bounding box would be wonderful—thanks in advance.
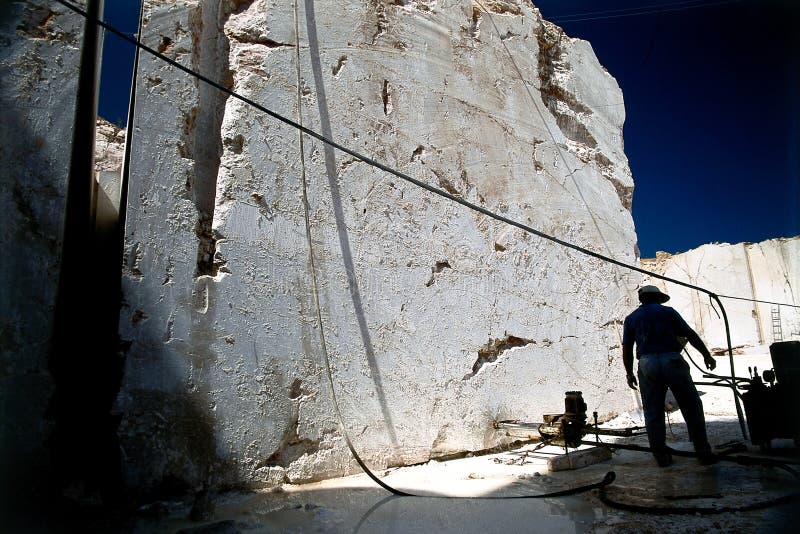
[0,0,86,511]
[95,118,126,229]
[642,237,800,351]
[95,118,126,173]
[118,0,642,495]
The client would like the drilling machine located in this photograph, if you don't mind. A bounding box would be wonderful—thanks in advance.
[738,341,800,450]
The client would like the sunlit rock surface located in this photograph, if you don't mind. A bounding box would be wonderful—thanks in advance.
[95,119,126,229]
[642,237,800,351]
[119,0,642,494]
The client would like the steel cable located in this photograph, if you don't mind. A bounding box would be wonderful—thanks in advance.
[599,485,800,515]
[584,438,800,513]
[50,0,797,311]
[291,0,412,497]
[542,0,741,24]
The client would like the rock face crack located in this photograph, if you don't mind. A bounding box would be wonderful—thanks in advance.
[333,55,347,76]
[191,0,235,277]
[370,0,389,44]
[266,416,320,468]
[432,169,463,197]
[425,260,451,287]
[536,21,597,149]
[463,335,534,379]
[468,7,481,39]
[236,35,294,47]
[382,79,393,115]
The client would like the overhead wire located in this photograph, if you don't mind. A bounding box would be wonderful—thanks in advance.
[545,0,726,18]
[717,294,797,308]
[541,0,742,24]
[291,0,411,497]
[53,0,797,310]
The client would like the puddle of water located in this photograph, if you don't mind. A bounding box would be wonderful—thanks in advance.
[148,486,602,534]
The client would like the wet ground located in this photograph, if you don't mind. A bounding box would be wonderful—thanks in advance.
[28,349,800,532]
[48,420,798,534]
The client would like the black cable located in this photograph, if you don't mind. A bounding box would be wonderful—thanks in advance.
[353,471,616,534]
[291,0,410,498]
[717,293,798,308]
[353,472,616,534]
[51,0,797,311]
[683,346,735,381]
[599,485,800,515]
[544,0,741,24]
[582,439,800,470]
[586,437,800,513]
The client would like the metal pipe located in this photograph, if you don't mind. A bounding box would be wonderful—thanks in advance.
[51,0,105,371]
[711,293,749,440]
[116,1,144,265]
[57,0,104,282]
[495,420,646,437]
[49,0,105,495]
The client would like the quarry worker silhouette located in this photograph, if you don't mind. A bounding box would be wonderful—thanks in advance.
[622,285,719,467]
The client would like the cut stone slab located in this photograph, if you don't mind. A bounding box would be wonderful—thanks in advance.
[547,446,612,472]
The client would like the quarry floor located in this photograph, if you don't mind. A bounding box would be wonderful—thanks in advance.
[58,348,800,533]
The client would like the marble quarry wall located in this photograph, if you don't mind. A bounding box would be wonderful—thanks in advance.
[117,0,644,495]
[642,238,800,352]
[5,0,796,506]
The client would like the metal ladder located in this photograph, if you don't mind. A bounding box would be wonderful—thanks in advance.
[771,306,783,342]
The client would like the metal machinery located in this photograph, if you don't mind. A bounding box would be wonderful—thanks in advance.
[497,343,800,451]
[738,341,800,449]
[539,391,589,447]
[494,391,646,447]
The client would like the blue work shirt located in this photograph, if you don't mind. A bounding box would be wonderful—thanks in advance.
[622,303,693,358]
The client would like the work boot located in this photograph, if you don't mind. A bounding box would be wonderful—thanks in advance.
[654,451,673,467]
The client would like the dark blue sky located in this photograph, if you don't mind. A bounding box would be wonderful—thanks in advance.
[97,0,140,127]
[98,0,798,258]
[534,0,799,257]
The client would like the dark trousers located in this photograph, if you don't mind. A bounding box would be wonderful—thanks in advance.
[638,352,712,455]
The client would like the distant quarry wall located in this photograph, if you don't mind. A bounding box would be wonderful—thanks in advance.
[642,237,799,352]
[119,0,642,495]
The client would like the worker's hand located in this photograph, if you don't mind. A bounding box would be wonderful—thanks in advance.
[704,355,716,371]
[626,373,638,390]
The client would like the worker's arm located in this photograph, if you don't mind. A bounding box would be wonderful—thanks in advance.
[622,342,638,390]
[671,308,717,371]
[685,330,716,371]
